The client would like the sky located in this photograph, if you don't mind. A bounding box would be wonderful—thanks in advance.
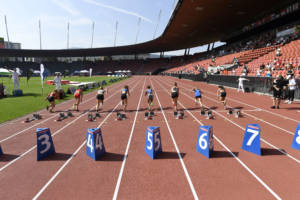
[0,0,223,55]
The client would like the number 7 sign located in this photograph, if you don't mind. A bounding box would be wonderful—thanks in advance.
[242,124,261,156]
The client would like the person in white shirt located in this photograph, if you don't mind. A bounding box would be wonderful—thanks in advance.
[12,69,20,90]
[96,86,107,112]
[256,68,261,77]
[287,75,296,104]
[237,75,249,93]
[54,73,62,90]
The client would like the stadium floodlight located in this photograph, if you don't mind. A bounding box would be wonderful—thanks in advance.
[153,9,162,39]
[4,15,10,49]
[135,17,141,44]
[91,21,95,48]
[114,21,118,47]
[67,22,70,49]
[39,19,42,49]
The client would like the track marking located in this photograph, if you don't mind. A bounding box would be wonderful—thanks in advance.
[0,79,134,143]
[154,78,282,200]
[112,78,146,200]
[32,98,124,200]
[159,79,300,164]
[150,79,199,200]
[0,80,140,172]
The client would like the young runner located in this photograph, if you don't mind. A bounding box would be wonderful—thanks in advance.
[73,88,83,111]
[271,75,284,109]
[217,86,227,109]
[45,90,57,113]
[96,86,107,112]
[192,88,203,108]
[171,82,179,111]
[145,85,154,111]
[121,85,130,112]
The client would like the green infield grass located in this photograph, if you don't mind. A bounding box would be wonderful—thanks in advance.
[0,76,127,123]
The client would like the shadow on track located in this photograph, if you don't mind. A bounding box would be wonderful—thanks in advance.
[40,153,73,161]
[156,151,186,159]
[261,148,286,156]
[0,154,19,162]
[211,151,239,158]
[96,152,124,162]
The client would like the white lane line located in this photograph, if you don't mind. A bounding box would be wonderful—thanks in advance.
[0,79,134,143]
[155,78,282,200]
[159,79,300,164]
[167,77,300,123]
[151,79,199,200]
[32,99,123,200]
[0,80,140,173]
[112,78,146,200]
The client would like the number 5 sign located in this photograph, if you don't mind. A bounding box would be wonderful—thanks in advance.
[242,124,261,156]
[145,127,162,159]
[196,126,213,158]
[86,128,106,160]
[291,124,300,151]
[36,128,56,161]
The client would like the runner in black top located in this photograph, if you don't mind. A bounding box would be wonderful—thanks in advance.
[171,82,179,111]
[145,85,154,111]
[217,86,227,109]
[271,75,284,109]
[45,90,57,113]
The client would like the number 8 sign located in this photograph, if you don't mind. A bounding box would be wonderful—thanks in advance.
[196,126,213,158]
[36,128,56,161]
[145,127,162,159]
[242,124,261,156]
[291,124,300,151]
[86,128,106,160]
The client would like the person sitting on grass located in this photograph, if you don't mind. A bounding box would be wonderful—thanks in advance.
[73,88,83,111]
[46,90,57,113]
[192,88,203,109]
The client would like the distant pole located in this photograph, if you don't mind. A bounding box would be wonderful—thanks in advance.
[67,22,70,49]
[135,17,141,44]
[153,9,162,39]
[4,15,10,49]
[39,19,42,49]
[91,21,95,48]
[114,21,118,47]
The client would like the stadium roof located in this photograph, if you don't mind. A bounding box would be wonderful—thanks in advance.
[0,0,294,57]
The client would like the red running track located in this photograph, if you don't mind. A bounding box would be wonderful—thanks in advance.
[0,76,299,200]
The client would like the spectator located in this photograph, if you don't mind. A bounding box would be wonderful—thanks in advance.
[286,75,296,104]
[276,47,281,56]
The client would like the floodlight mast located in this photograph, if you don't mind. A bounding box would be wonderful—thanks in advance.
[91,21,95,48]
[4,15,10,49]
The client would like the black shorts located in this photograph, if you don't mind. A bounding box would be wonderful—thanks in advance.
[97,94,104,100]
[273,90,282,98]
[121,94,127,100]
[171,92,178,99]
[195,95,202,99]
[148,94,153,101]
[220,92,226,98]
[48,96,55,103]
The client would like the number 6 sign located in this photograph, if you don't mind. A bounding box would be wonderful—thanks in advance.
[86,128,106,160]
[291,124,300,151]
[196,126,213,158]
[145,127,162,159]
[36,128,56,161]
[242,124,261,156]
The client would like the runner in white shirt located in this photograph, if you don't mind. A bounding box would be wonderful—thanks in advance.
[237,75,249,93]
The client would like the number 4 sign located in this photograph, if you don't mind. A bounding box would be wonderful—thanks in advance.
[291,124,300,151]
[242,124,261,156]
[36,128,56,161]
[86,128,106,160]
[145,127,162,159]
[196,126,213,158]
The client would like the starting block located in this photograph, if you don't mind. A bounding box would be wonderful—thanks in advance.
[196,126,213,158]
[145,126,162,159]
[36,128,56,161]
[228,109,241,118]
[24,114,42,123]
[206,110,214,120]
[291,124,300,151]
[144,111,154,120]
[67,111,73,117]
[174,111,184,119]
[116,112,126,120]
[242,124,261,156]
[200,109,206,116]
[55,112,67,122]
[86,128,106,160]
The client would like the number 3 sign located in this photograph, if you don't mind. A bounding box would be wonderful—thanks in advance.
[242,124,261,156]
[196,126,213,158]
[145,127,162,159]
[292,124,300,151]
[36,128,56,161]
